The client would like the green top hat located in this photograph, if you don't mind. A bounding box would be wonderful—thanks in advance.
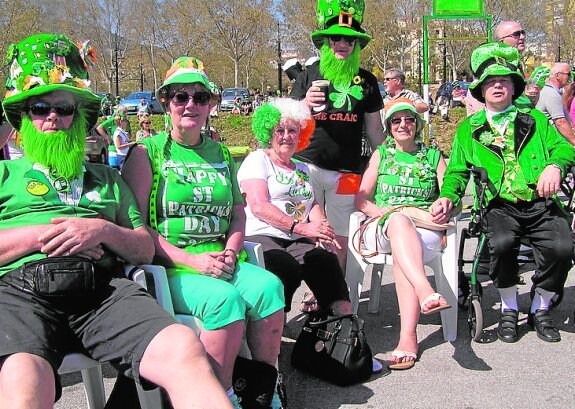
[2,33,101,130]
[468,42,525,103]
[311,0,372,50]
[156,56,211,108]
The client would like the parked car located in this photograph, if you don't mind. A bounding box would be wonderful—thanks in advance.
[119,91,162,115]
[85,127,109,164]
[220,88,251,112]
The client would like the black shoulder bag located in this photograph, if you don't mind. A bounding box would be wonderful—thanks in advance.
[291,310,373,386]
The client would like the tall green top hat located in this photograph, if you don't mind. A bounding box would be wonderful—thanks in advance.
[2,33,101,130]
[311,0,372,49]
[468,42,525,103]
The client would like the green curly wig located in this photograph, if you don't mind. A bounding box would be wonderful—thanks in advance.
[251,103,282,148]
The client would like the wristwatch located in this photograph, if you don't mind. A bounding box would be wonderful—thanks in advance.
[289,219,300,235]
[224,248,240,262]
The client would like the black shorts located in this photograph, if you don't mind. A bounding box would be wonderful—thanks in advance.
[0,275,176,401]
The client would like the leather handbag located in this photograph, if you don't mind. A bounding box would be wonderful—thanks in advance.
[291,310,373,386]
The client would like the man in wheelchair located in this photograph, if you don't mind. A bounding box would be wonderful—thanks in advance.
[0,34,231,408]
[430,43,575,344]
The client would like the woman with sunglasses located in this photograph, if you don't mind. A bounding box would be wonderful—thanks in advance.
[355,98,450,371]
[135,113,156,141]
[122,57,285,409]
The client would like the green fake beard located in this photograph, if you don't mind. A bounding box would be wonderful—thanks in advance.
[20,111,87,179]
[319,42,361,87]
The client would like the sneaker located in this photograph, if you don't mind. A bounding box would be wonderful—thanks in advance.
[230,392,243,409]
[271,391,284,409]
[372,358,383,374]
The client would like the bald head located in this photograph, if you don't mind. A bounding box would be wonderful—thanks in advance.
[494,21,526,53]
[549,63,572,88]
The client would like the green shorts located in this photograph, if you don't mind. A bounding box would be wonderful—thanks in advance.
[168,261,285,330]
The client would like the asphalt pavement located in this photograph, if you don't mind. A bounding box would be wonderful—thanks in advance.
[56,197,575,409]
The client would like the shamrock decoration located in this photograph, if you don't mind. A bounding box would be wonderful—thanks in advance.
[285,201,306,220]
[330,82,364,110]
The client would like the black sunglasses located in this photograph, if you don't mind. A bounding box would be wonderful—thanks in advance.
[170,90,211,106]
[383,77,398,82]
[390,116,416,125]
[328,36,356,46]
[28,102,76,117]
[500,30,526,40]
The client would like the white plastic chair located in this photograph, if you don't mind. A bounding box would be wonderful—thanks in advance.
[345,211,459,341]
[58,353,106,409]
[125,241,266,407]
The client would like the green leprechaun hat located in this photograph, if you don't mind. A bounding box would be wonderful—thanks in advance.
[311,0,372,49]
[2,33,101,130]
[468,42,525,103]
[529,65,550,88]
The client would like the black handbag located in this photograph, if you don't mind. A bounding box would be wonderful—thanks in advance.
[291,310,373,386]
[233,356,287,408]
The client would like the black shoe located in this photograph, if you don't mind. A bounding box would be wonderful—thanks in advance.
[528,309,561,342]
[497,309,519,343]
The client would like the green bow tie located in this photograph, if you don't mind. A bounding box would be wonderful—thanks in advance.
[491,106,517,125]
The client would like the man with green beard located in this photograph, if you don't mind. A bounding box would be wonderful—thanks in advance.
[0,33,231,409]
[290,0,385,271]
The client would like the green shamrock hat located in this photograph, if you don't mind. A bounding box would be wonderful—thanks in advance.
[2,33,101,130]
[529,65,550,88]
[311,0,372,50]
[468,42,525,103]
[156,56,211,109]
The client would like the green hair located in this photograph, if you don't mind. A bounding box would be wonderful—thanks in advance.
[251,103,282,148]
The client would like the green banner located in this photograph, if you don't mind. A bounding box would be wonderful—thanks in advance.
[433,0,483,16]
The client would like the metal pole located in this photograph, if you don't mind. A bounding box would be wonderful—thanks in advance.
[277,22,282,93]
[114,33,119,97]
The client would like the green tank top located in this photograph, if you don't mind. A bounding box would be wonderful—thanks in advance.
[374,142,441,208]
[141,132,244,253]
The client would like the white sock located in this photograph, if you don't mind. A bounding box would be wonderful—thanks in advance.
[498,286,518,312]
[531,287,555,313]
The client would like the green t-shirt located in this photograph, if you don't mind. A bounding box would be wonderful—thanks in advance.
[141,132,244,253]
[0,159,144,276]
[374,142,441,208]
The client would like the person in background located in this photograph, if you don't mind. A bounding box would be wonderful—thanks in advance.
[95,104,129,145]
[383,68,429,114]
[465,20,528,117]
[112,114,134,169]
[536,62,575,145]
[356,98,450,370]
[136,98,151,119]
[122,56,285,409]
[135,113,156,142]
[0,32,231,409]
[431,43,575,345]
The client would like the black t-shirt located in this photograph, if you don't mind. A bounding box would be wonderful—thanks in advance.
[290,64,383,173]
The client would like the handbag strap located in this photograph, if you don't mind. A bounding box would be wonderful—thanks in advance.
[308,313,357,327]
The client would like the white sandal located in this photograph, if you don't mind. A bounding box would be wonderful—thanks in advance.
[420,292,451,315]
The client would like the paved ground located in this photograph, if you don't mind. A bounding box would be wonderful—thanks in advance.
[57,203,575,409]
